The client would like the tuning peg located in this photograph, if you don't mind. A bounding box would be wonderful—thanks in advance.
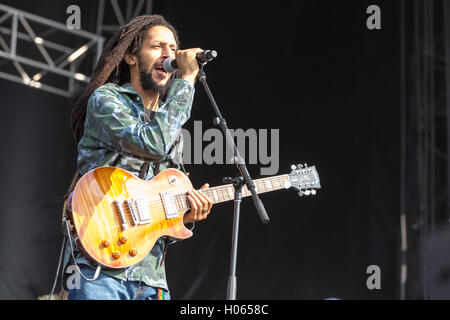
[311,189,316,195]
[298,191,304,197]
[297,164,304,169]
[304,163,308,168]
[291,164,297,170]
[303,190,311,196]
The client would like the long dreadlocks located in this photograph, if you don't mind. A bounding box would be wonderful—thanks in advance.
[70,15,180,144]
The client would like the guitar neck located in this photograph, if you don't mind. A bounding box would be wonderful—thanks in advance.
[172,174,291,212]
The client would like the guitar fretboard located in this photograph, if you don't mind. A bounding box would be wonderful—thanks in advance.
[172,175,291,212]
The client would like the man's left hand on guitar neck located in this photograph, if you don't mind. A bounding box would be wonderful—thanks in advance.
[183,184,213,223]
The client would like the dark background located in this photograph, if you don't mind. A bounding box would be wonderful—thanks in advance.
[0,0,431,300]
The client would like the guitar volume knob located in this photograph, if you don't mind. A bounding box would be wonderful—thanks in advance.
[119,236,128,244]
[102,240,110,247]
[112,251,120,259]
[129,249,138,257]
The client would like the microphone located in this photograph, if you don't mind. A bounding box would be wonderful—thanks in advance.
[163,50,217,73]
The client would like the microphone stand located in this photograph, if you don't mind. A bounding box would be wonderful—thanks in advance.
[196,61,270,300]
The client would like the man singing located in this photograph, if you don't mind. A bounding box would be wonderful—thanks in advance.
[65,15,213,300]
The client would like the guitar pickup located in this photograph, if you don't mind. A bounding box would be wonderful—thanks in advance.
[135,199,151,224]
[125,199,139,226]
[125,199,151,225]
[160,192,179,219]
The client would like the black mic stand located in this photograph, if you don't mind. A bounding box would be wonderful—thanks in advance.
[196,61,270,300]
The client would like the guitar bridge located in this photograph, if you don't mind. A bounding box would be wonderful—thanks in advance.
[112,201,128,230]
[160,192,179,219]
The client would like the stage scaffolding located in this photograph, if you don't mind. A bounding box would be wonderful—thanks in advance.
[0,1,153,97]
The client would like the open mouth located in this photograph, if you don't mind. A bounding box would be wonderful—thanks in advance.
[154,64,168,76]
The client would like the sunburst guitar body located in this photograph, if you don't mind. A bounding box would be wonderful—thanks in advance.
[70,167,193,269]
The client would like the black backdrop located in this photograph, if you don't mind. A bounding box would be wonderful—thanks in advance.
[0,0,400,299]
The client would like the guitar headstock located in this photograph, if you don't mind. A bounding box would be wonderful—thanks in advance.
[288,163,321,197]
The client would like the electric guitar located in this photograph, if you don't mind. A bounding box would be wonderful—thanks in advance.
[68,164,321,269]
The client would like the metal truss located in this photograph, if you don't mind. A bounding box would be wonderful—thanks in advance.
[96,0,153,37]
[0,4,104,97]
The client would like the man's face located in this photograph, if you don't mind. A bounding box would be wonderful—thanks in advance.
[135,25,177,93]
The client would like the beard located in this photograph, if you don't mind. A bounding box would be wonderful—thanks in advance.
[138,59,172,99]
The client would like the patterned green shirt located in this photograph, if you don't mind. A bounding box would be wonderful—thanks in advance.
[65,79,194,291]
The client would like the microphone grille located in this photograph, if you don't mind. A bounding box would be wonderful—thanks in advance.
[163,58,176,73]
[204,50,217,61]
[209,50,218,59]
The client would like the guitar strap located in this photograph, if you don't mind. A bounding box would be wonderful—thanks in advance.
[59,170,102,286]
[47,171,83,299]
[138,161,153,179]
[61,171,80,234]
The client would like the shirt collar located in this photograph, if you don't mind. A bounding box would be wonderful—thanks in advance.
[118,82,139,96]
[115,82,163,107]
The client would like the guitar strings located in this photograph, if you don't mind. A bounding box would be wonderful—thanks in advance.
[109,175,299,227]
[112,176,291,227]
[122,175,289,212]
